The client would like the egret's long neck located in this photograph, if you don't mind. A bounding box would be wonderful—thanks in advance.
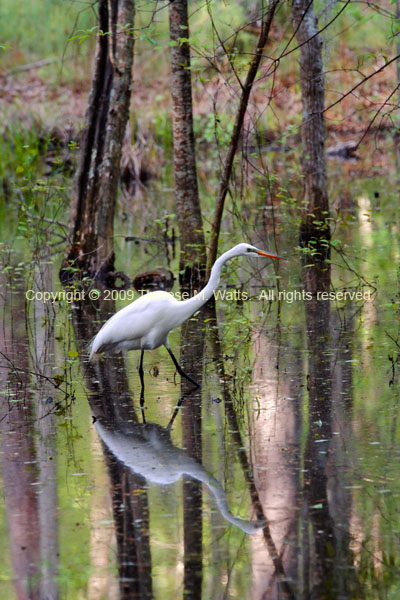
[179,249,234,318]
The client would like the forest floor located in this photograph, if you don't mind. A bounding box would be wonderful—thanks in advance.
[0,50,396,186]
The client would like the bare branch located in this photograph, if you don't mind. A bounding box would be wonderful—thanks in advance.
[355,84,400,150]
[206,0,280,277]
[324,53,400,114]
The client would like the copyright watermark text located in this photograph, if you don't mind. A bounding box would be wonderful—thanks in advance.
[25,287,374,304]
[25,289,101,303]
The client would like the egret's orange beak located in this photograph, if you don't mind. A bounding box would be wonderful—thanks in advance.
[256,250,286,260]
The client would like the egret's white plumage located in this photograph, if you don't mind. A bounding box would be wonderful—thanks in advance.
[89,243,284,365]
[89,291,183,359]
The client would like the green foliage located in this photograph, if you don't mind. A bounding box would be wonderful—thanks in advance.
[152,109,173,149]
[194,112,235,147]
[0,0,95,81]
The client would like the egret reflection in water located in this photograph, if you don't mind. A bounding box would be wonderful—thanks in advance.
[94,417,266,535]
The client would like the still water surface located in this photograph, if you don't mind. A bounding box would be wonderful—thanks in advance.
[0,145,399,599]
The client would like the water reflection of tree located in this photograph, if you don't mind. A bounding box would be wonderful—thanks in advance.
[302,283,335,598]
[328,309,356,598]
[302,264,358,598]
[0,279,41,599]
[204,302,296,600]
[251,326,302,599]
[72,298,153,600]
[0,256,62,599]
[32,257,59,600]
[179,313,204,600]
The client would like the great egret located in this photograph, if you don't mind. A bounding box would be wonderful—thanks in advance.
[89,243,284,390]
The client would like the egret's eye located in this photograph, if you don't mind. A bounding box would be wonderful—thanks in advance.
[247,248,252,252]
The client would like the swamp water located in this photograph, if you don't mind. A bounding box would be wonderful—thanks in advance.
[0,139,399,599]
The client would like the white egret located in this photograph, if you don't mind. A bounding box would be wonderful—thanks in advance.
[89,243,284,390]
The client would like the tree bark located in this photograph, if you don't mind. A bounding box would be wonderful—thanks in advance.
[169,0,205,288]
[292,0,330,294]
[180,317,204,600]
[394,0,400,204]
[62,0,135,283]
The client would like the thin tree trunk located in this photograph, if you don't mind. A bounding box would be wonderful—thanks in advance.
[206,0,280,278]
[292,0,330,293]
[169,0,205,288]
[62,0,135,283]
[291,7,333,593]
[394,0,400,211]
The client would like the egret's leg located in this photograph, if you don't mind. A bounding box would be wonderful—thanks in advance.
[139,350,145,406]
[166,346,200,388]
[167,385,198,430]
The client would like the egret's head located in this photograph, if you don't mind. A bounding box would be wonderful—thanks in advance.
[232,243,285,261]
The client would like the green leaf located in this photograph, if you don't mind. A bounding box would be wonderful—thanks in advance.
[53,374,64,386]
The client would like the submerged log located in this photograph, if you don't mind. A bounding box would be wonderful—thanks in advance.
[133,268,174,292]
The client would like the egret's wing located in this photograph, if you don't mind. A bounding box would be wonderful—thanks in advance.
[89,292,176,359]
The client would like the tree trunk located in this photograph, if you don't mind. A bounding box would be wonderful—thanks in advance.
[169,0,205,288]
[394,0,400,206]
[292,0,330,294]
[62,0,135,284]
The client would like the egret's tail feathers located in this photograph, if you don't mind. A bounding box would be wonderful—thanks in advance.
[87,335,101,363]
[88,349,99,363]
[88,337,120,363]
